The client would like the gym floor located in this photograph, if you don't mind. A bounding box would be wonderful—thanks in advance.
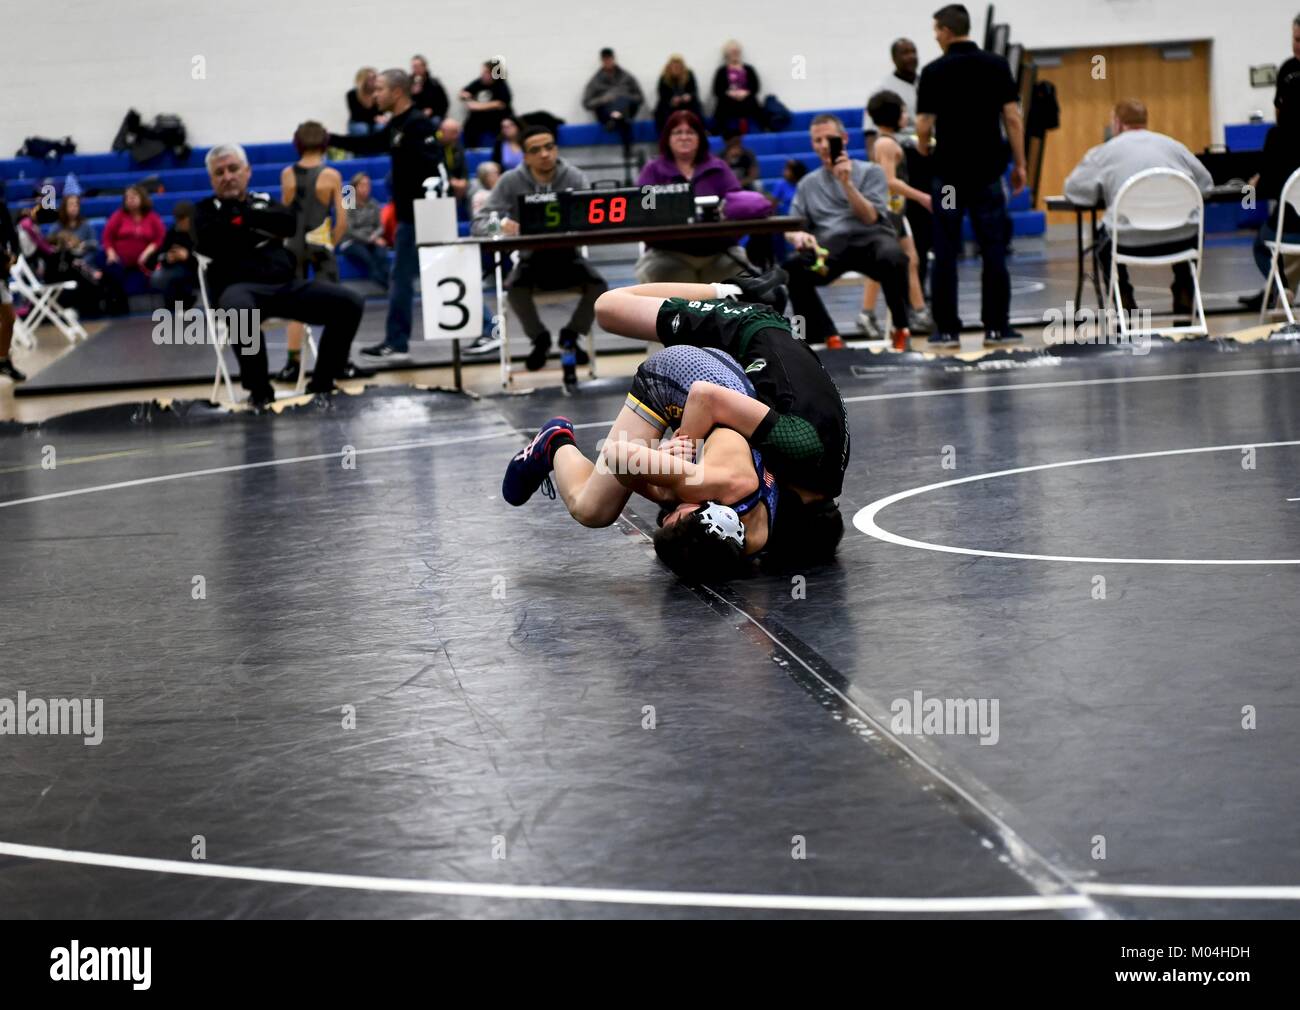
[2,332,1296,918]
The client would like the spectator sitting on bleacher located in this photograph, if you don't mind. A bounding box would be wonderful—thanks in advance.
[347,67,383,135]
[328,68,443,362]
[276,120,350,383]
[459,60,513,148]
[54,194,98,260]
[783,113,911,350]
[466,125,605,370]
[194,143,363,408]
[16,206,57,279]
[52,193,113,318]
[148,200,198,310]
[470,161,500,216]
[1242,72,1300,311]
[654,55,703,134]
[767,158,806,216]
[635,110,755,283]
[492,117,525,172]
[711,40,763,135]
[102,185,165,315]
[1064,98,1212,317]
[583,48,644,150]
[337,172,390,292]
[877,38,920,118]
[411,55,449,124]
[0,193,24,383]
[859,90,933,339]
[721,129,759,189]
[435,117,470,203]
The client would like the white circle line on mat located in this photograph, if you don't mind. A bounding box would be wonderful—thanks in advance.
[853,441,1300,565]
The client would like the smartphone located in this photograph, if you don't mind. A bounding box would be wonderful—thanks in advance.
[828,135,843,162]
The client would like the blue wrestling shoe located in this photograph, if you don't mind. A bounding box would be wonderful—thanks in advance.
[502,417,575,506]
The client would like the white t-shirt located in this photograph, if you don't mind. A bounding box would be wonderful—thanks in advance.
[874,72,917,116]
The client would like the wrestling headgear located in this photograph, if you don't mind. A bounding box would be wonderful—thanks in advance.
[653,501,747,582]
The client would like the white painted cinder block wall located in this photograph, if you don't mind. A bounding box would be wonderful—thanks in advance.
[0,0,1290,157]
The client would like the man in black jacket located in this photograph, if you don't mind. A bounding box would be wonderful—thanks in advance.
[194,143,363,408]
[329,68,443,361]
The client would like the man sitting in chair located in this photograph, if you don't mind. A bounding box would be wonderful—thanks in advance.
[1064,99,1213,318]
[465,125,607,376]
[195,143,365,410]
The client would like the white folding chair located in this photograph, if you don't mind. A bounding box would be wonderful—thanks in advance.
[195,252,317,402]
[1260,165,1300,325]
[7,258,37,352]
[194,252,238,405]
[1103,167,1208,340]
[8,254,89,345]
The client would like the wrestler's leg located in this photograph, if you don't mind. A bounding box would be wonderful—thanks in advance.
[552,405,663,528]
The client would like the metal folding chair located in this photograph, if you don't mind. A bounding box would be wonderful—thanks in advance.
[8,254,89,347]
[1103,168,1208,340]
[1260,165,1300,325]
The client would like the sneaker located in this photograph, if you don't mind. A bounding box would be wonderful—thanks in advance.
[1238,290,1265,312]
[463,332,502,356]
[272,358,300,383]
[891,328,911,352]
[502,417,574,506]
[0,358,27,382]
[340,362,376,380]
[928,331,959,345]
[985,328,1024,342]
[305,381,339,397]
[857,312,884,340]
[907,305,934,335]
[360,342,410,362]
[559,326,590,366]
[525,331,552,372]
[246,386,276,412]
[727,267,789,312]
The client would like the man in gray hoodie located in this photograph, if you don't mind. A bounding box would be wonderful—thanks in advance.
[583,48,644,150]
[469,125,608,372]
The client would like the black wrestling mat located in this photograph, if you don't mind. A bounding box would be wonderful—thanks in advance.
[1,339,1298,918]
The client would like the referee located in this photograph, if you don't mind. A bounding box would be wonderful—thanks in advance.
[915,4,1026,344]
[329,69,442,362]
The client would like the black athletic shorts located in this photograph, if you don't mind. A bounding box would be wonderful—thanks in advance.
[654,297,850,498]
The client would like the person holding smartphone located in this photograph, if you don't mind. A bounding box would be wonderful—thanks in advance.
[782,114,911,350]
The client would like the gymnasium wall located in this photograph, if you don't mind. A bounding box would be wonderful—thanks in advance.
[0,0,1288,157]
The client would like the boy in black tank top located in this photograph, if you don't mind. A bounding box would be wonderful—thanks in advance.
[277,122,348,382]
[862,90,934,344]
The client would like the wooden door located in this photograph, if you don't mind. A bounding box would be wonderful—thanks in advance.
[1031,41,1211,221]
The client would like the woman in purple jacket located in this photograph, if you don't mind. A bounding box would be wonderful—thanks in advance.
[635,111,757,282]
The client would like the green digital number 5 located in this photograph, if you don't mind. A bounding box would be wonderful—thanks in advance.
[545,202,561,228]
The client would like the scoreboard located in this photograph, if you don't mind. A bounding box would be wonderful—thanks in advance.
[517,183,696,235]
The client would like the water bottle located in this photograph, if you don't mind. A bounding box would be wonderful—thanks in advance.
[487,211,501,237]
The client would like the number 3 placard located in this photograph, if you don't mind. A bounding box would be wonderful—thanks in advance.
[418,244,483,341]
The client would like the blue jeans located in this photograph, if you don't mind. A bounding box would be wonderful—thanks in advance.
[930,176,1011,334]
[385,221,417,351]
[339,239,390,289]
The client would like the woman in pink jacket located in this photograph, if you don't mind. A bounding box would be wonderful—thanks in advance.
[102,185,164,314]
